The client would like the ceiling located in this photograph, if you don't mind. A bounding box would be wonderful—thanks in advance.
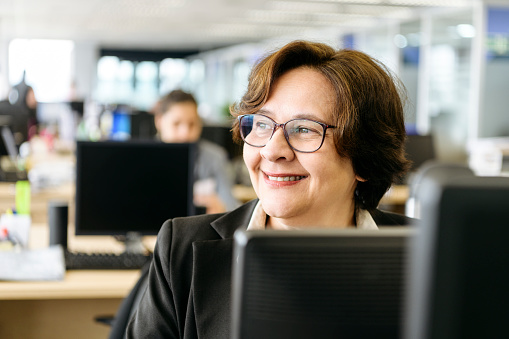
[0,0,474,52]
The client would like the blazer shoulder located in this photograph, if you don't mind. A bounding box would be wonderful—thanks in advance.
[370,209,418,226]
[157,213,226,246]
[156,199,259,245]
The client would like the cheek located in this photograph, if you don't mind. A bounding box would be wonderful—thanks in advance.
[243,144,259,174]
[190,127,201,140]
[308,153,354,183]
[162,117,176,132]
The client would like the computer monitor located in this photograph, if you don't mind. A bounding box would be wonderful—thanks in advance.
[69,101,84,117]
[404,175,509,339]
[399,134,436,184]
[130,110,157,140]
[0,125,24,182]
[231,228,411,339]
[201,124,242,160]
[0,100,29,146]
[75,141,196,241]
[0,125,18,159]
[405,134,436,171]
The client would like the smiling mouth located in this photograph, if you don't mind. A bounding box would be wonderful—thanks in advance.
[267,175,306,182]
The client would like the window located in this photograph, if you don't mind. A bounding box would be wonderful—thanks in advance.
[8,39,74,102]
[95,49,202,111]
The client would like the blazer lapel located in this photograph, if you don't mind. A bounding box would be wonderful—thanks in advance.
[191,199,258,338]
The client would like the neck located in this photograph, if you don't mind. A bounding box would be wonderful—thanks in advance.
[266,204,357,230]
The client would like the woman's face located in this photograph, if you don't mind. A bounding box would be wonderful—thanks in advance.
[156,102,202,143]
[243,67,362,229]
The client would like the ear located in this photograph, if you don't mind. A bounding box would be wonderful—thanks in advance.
[356,175,367,182]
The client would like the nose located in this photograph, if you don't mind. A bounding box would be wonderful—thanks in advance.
[259,126,295,162]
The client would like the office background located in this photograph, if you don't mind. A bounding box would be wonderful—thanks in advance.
[0,0,508,170]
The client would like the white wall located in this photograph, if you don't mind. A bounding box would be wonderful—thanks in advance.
[72,41,99,102]
[0,39,10,99]
[481,59,509,137]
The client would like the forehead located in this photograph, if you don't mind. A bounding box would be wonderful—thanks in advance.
[262,67,335,122]
[163,102,199,119]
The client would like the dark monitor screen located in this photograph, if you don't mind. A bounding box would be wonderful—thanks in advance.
[75,141,196,236]
[69,101,84,116]
[201,125,242,160]
[130,110,157,140]
[405,175,509,339]
[0,100,29,146]
[0,126,19,158]
[405,134,436,172]
[231,228,411,339]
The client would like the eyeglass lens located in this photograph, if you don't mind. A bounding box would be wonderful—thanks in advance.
[239,115,326,152]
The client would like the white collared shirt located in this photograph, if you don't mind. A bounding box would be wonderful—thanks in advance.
[246,200,378,230]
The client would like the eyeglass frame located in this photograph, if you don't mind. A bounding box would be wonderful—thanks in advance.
[237,114,337,153]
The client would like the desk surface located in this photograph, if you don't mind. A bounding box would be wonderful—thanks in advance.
[1,222,157,301]
[0,270,141,300]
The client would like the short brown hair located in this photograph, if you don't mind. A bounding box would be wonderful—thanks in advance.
[157,89,197,115]
[230,40,410,210]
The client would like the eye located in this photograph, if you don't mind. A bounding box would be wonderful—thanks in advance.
[255,121,271,130]
[290,125,320,135]
[296,127,310,134]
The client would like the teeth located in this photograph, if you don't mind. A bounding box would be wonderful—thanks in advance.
[268,175,304,181]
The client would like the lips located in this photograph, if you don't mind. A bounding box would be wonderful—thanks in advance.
[267,175,305,182]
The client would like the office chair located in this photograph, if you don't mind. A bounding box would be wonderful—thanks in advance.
[95,261,150,339]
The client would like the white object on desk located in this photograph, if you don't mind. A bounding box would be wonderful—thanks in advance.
[0,213,31,247]
[0,245,65,281]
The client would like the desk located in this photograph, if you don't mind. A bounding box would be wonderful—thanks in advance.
[0,271,141,339]
[0,223,157,339]
[0,181,75,224]
[379,185,409,214]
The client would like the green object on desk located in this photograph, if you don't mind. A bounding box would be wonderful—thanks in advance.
[15,180,31,215]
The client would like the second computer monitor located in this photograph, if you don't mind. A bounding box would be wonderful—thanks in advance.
[405,175,509,339]
[231,228,410,339]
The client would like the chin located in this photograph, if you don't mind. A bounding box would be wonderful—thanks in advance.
[261,199,301,219]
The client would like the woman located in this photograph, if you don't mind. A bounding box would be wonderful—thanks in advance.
[127,40,413,338]
[154,89,240,213]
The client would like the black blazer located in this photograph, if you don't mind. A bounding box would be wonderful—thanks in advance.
[126,199,414,339]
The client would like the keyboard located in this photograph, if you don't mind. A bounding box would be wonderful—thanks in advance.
[64,251,153,270]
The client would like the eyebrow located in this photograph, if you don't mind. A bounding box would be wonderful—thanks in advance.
[256,109,331,125]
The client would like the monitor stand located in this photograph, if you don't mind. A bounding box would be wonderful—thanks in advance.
[122,232,146,254]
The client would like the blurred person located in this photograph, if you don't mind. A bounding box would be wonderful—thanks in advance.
[128,40,415,338]
[154,89,240,213]
[8,71,38,140]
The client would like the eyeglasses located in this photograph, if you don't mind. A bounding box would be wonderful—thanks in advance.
[238,114,337,153]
